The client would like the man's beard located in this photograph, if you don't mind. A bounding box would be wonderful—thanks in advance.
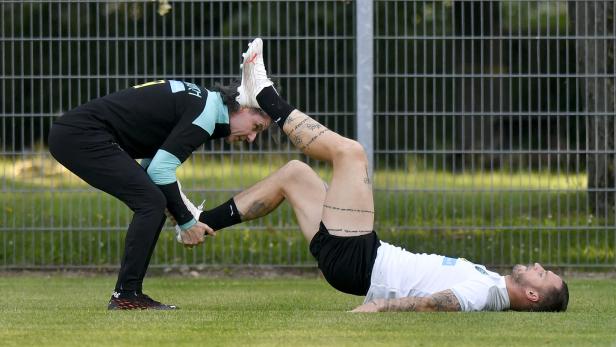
[511,264,529,285]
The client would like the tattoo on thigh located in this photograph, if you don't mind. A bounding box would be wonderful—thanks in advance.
[323,204,374,214]
[328,228,373,233]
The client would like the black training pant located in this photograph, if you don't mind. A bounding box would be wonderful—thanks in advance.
[48,123,166,292]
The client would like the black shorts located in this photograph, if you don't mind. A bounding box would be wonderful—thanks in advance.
[309,222,380,296]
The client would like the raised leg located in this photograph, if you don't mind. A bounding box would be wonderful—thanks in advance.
[281,110,375,236]
[239,38,375,237]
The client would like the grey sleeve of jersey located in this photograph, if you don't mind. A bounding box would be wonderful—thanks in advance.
[483,286,510,311]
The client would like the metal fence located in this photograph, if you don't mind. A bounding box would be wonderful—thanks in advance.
[1,0,614,270]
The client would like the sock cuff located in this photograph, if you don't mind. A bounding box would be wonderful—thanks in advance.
[199,198,242,231]
[256,86,295,127]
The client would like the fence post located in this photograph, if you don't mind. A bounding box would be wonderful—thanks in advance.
[356,0,374,177]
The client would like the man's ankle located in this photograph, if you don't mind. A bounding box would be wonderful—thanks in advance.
[256,86,294,127]
[113,289,138,298]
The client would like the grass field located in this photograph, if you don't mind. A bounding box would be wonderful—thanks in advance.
[0,275,615,347]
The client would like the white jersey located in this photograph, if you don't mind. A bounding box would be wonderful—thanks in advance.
[364,241,510,312]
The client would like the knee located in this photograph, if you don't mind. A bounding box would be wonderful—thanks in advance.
[277,160,323,199]
[139,188,167,215]
[280,160,313,182]
[151,189,167,212]
[332,138,367,164]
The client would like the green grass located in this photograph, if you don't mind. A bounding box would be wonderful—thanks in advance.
[0,275,615,347]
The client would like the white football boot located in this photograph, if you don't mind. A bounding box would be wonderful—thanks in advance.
[174,181,205,243]
[235,38,274,108]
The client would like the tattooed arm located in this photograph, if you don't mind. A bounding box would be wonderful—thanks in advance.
[351,290,462,312]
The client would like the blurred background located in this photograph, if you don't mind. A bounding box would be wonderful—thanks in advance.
[1,0,614,271]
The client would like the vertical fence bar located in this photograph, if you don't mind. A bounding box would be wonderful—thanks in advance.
[356,0,373,177]
[1,1,6,267]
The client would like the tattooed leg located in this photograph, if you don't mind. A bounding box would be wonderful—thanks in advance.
[315,127,374,236]
[231,160,327,241]
[281,110,345,162]
[276,109,376,236]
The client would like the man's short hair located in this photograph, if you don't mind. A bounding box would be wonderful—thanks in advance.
[534,280,569,312]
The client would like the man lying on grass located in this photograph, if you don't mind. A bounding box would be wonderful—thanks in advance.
[175,38,569,313]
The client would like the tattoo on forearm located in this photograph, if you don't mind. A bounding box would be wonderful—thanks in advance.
[328,228,373,233]
[323,204,374,214]
[379,298,422,312]
[430,290,461,311]
[396,300,417,311]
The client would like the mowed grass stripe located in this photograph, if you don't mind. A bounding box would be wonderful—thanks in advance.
[0,276,615,347]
